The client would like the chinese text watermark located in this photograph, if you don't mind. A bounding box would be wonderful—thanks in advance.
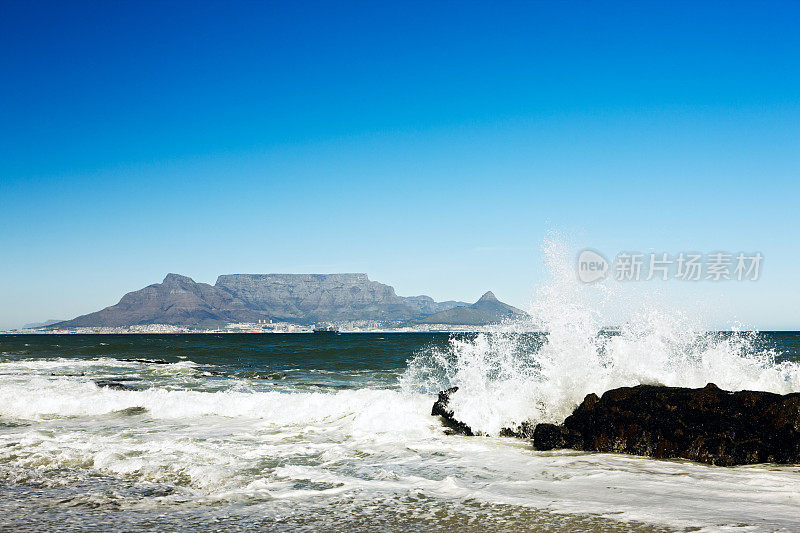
[577,250,762,283]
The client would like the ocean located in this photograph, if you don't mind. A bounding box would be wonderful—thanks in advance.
[0,331,799,532]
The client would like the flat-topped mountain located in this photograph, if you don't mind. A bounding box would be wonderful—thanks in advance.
[54,273,523,328]
[215,273,466,323]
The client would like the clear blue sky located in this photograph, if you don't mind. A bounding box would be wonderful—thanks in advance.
[1,1,798,329]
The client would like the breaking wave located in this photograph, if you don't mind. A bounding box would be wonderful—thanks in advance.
[403,237,800,435]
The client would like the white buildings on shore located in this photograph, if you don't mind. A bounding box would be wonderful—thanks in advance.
[2,321,509,334]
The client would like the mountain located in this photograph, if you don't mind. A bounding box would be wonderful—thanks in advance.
[57,274,261,328]
[22,319,64,329]
[415,291,527,325]
[214,273,470,323]
[54,273,503,328]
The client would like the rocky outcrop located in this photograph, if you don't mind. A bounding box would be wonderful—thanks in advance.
[94,379,142,391]
[433,383,800,466]
[431,387,534,438]
[416,291,527,325]
[498,421,537,440]
[431,387,476,435]
[534,384,800,466]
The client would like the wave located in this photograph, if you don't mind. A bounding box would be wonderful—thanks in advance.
[0,377,427,428]
[403,237,800,436]
[0,377,436,492]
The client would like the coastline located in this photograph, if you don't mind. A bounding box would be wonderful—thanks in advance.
[0,323,516,335]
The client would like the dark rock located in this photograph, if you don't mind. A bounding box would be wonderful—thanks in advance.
[532,383,800,466]
[531,423,568,450]
[121,358,170,365]
[431,387,476,436]
[94,380,142,391]
[112,406,148,416]
[499,421,537,439]
[430,388,536,439]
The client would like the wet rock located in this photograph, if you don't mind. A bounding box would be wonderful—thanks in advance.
[94,380,142,391]
[431,387,476,436]
[112,406,148,416]
[531,423,570,449]
[532,383,800,466]
[431,389,536,438]
[499,421,537,439]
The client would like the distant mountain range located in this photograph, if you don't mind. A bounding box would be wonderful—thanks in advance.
[415,291,524,325]
[53,273,526,328]
[22,319,64,329]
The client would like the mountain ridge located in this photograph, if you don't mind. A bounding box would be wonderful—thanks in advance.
[54,273,525,328]
[414,291,527,325]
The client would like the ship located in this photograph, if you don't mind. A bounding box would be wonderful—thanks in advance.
[312,325,340,333]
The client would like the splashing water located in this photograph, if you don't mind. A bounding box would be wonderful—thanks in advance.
[403,238,800,436]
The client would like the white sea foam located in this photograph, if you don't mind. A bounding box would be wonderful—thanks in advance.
[404,237,800,435]
[0,354,799,529]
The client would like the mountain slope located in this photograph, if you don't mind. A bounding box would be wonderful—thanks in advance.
[415,291,527,325]
[57,274,261,328]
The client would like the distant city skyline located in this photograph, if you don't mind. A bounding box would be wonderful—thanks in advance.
[1,1,799,330]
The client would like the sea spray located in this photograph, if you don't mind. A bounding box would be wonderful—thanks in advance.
[403,238,800,435]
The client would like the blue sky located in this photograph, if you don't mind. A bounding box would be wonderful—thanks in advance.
[1,1,799,329]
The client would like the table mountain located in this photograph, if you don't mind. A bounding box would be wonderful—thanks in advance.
[215,273,468,323]
[54,273,521,328]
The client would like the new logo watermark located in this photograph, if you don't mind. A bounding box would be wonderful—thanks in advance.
[577,250,762,283]
[577,249,610,283]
